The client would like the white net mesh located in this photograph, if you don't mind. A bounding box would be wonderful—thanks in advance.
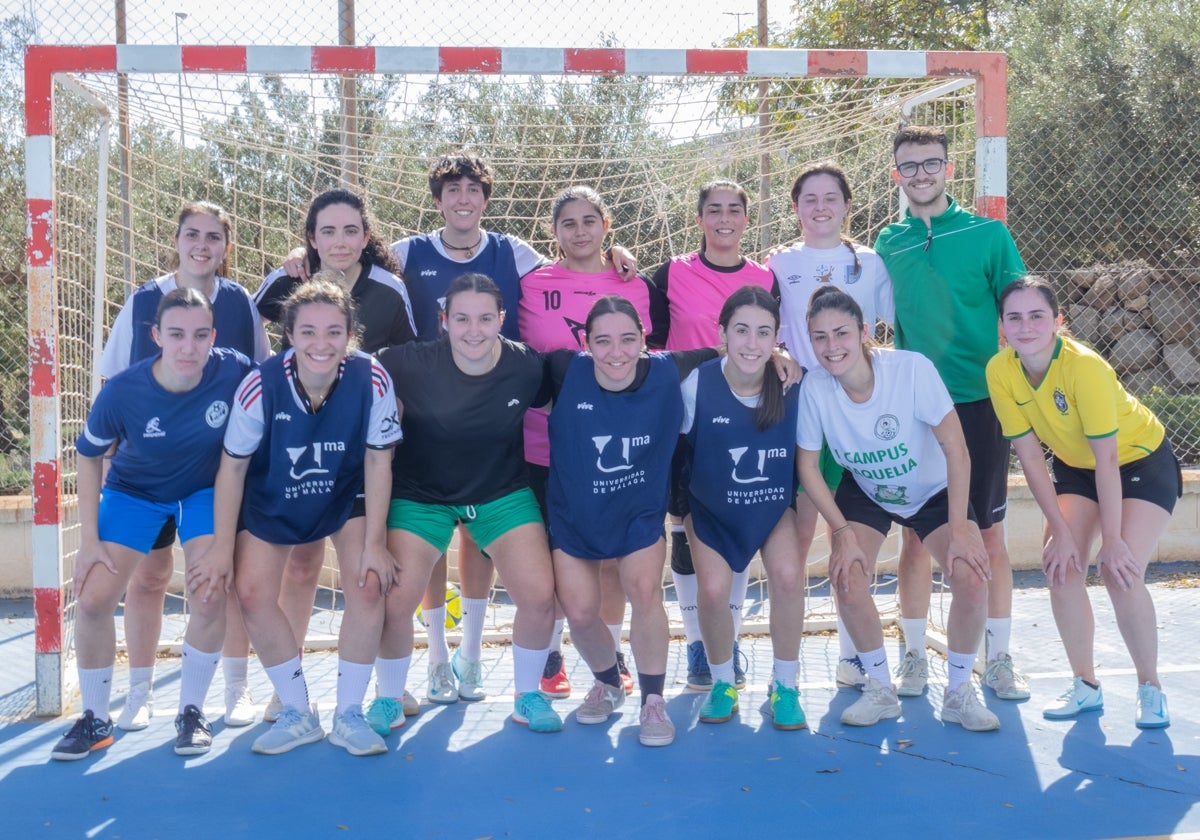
[49,62,979,656]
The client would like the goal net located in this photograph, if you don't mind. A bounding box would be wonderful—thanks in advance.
[29,45,1004,713]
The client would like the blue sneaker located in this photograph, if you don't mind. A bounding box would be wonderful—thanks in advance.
[51,710,114,761]
[364,696,405,736]
[686,640,712,690]
[512,691,562,733]
[252,704,324,755]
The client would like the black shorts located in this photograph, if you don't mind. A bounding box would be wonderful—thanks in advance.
[150,518,177,551]
[835,478,979,542]
[668,437,691,519]
[525,461,550,524]
[1051,439,1182,515]
[956,398,1010,528]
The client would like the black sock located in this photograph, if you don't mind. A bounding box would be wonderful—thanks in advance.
[639,673,665,705]
[593,663,622,689]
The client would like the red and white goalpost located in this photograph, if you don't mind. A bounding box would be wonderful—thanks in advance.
[25,45,1008,715]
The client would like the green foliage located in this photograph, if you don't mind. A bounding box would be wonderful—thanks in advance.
[1140,391,1200,466]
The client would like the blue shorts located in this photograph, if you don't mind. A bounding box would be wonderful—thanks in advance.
[98,487,215,553]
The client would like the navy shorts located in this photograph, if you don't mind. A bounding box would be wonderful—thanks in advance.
[956,398,1010,528]
[835,478,978,542]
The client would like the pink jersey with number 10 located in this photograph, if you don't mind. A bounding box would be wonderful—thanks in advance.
[518,263,653,467]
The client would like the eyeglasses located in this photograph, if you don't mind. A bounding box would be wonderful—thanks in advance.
[895,157,947,178]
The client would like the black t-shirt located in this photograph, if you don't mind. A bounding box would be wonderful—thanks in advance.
[378,336,551,505]
[254,262,417,354]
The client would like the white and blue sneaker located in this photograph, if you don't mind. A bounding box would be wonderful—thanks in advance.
[1135,682,1170,729]
[1043,677,1103,720]
[252,704,325,755]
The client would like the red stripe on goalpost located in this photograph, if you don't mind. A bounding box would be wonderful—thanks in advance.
[565,49,625,74]
[685,49,748,75]
[313,46,375,72]
[440,47,502,73]
[182,45,248,72]
[34,588,61,654]
[808,49,868,76]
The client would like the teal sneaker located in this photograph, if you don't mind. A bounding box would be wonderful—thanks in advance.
[769,681,807,731]
[512,691,563,733]
[364,696,405,736]
[1135,682,1170,729]
[698,681,739,723]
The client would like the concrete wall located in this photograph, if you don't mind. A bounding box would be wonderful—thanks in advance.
[2,471,1198,595]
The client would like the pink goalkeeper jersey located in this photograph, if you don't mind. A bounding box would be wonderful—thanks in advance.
[518,263,653,466]
[662,253,773,351]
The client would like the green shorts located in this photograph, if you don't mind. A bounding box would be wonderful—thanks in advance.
[799,441,844,494]
[387,487,544,553]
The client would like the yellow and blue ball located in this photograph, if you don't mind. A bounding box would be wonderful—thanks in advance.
[415,582,463,630]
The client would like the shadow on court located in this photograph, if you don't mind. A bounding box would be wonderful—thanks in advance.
[1,567,1199,838]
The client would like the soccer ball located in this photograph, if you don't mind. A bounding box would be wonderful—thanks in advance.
[415,583,463,630]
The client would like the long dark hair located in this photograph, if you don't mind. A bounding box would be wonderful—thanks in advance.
[696,180,749,254]
[790,162,861,277]
[303,188,400,276]
[170,201,232,277]
[719,285,784,431]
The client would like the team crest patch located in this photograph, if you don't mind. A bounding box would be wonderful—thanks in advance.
[874,414,899,441]
[1053,388,1069,415]
[205,400,230,429]
[873,484,908,505]
[843,264,862,285]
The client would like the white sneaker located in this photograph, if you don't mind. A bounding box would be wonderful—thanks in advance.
[223,683,256,728]
[575,680,625,725]
[263,691,284,723]
[329,707,388,756]
[1043,677,1103,720]
[942,683,1000,732]
[427,661,459,704]
[251,704,324,755]
[835,656,867,689]
[894,651,929,697]
[841,678,902,726]
[984,653,1031,700]
[452,649,486,702]
[116,682,152,731]
[1135,682,1170,729]
[401,690,420,716]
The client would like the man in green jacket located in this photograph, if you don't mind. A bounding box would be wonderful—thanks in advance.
[873,125,1030,703]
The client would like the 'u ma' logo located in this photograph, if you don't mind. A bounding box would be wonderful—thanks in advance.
[729,446,772,484]
[592,435,642,474]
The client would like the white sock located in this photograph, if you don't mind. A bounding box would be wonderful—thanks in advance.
[423,606,449,665]
[336,659,373,715]
[80,666,114,719]
[459,597,488,661]
[772,657,799,687]
[901,617,927,658]
[222,656,248,689]
[607,623,623,649]
[178,643,220,712]
[857,646,892,688]
[710,657,736,685]
[265,655,309,711]
[947,649,976,692]
[128,664,154,691]
[672,570,701,645]
[986,617,1011,661]
[729,569,749,635]
[512,644,550,695]
[835,614,857,659]
[374,656,411,699]
[550,618,565,653]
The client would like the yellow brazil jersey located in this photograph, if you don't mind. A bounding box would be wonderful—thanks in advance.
[986,336,1163,469]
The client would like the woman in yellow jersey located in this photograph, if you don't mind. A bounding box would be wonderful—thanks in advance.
[986,277,1181,729]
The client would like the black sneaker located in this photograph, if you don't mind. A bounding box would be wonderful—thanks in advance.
[51,710,114,761]
[733,641,748,689]
[174,704,213,756]
[616,650,634,695]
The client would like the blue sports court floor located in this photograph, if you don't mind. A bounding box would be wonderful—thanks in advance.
[2,566,1199,839]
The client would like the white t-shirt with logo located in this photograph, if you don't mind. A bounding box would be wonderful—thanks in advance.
[798,348,953,518]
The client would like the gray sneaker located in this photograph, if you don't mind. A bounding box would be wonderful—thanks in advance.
[942,683,1000,732]
[894,651,929,697]
[263,691,284,723]
[983,653,1031,700]
[251,704,325,755]
[841,678,902,726]
[452,649,486,702]
[329,707,387,756]
[575,680,625,725]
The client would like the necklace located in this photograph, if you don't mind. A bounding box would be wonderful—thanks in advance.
[439,230,484,260]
